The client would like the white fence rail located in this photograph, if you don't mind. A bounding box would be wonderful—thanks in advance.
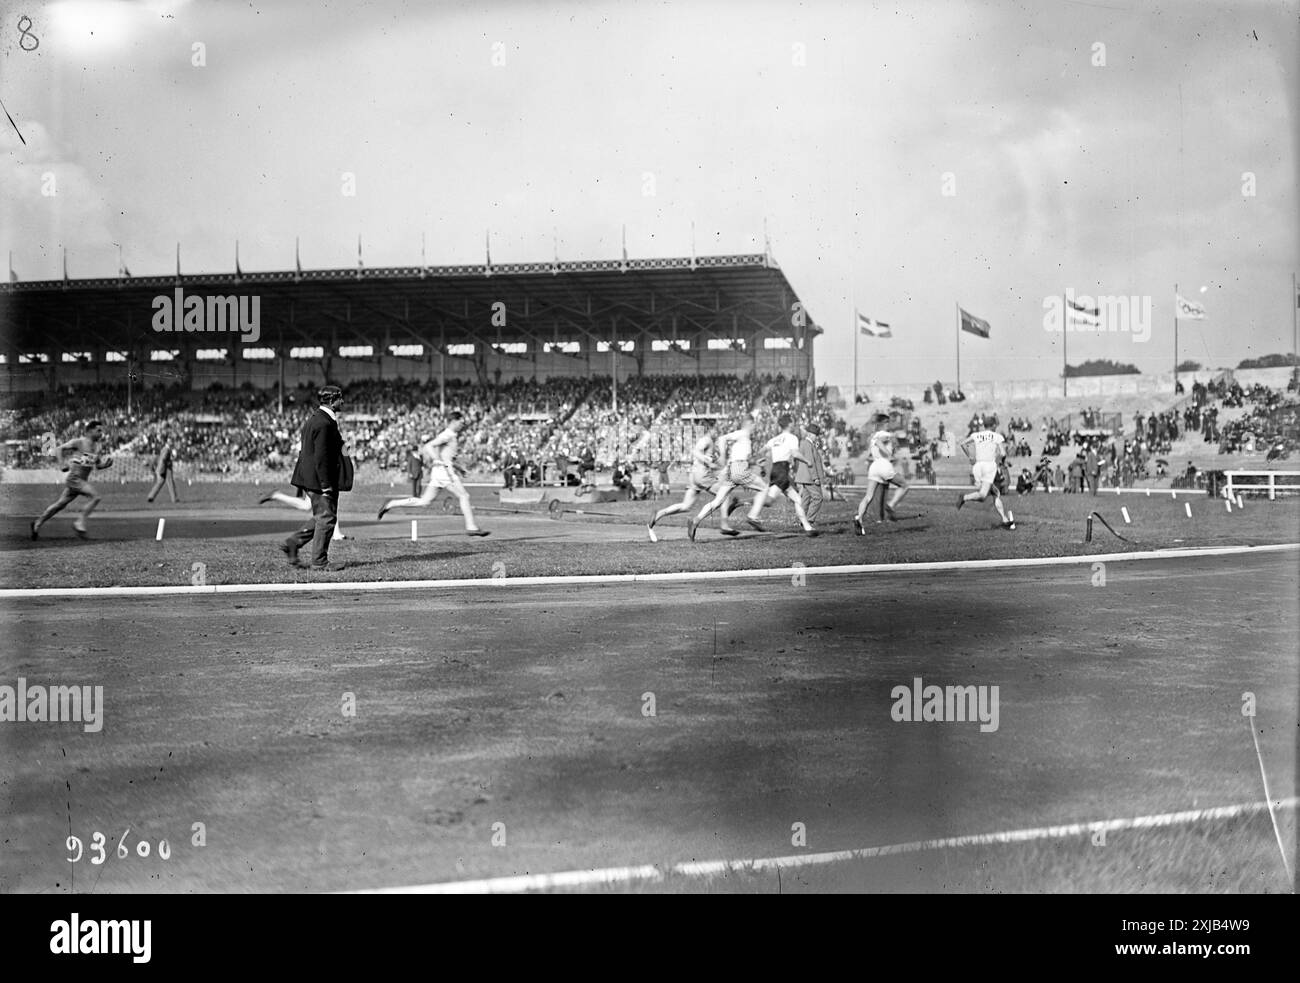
[1224,470,1300,501]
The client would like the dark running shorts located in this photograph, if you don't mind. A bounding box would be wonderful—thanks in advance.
[769,460,792,492]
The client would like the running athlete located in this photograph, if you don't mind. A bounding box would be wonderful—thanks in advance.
[688,415,765,541]
[32,420,113,540]
[956,419,1013,528]
[646,425,737,541]
[747,414,816,535]
[376,411,490,536]
[854,414,909,534]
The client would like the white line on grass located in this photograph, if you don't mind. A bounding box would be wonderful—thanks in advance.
[1246,714,1295,882]
[2,543,1296,600]
[346,797,1300,894]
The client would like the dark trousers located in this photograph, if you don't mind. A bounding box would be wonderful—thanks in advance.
[799,482,823,523]
[285,489,338,567]
[411,477,422,496]
[147,469,179,502]
[1086,473,1099,495]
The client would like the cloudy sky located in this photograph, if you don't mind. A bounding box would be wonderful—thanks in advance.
[1,0,1296,390]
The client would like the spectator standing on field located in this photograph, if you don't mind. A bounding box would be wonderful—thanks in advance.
[406,443,423,497]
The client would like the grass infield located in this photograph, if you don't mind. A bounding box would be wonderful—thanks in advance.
[2,480,1298,589]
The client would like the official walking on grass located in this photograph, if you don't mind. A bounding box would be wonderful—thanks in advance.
[281,386,349,572]
[795,422,828,525]
[146,432,180,503]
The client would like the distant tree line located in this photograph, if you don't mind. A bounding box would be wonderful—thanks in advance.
[1064,359,1140,378]
[1236,353,1298,369]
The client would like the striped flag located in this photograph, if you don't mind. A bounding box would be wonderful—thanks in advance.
[1067,296,1100,328]
[1175,294,1207,320]
[959,306,991,338]
[856,311,891,338]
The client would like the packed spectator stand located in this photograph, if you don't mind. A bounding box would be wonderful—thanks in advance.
[0,374,853,488]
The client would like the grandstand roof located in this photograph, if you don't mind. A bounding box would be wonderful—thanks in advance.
[0,253,819,356]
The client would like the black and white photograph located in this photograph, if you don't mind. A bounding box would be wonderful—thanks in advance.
[1,0,1296,937]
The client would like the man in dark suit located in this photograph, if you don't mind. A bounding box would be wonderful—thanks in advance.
[406,443,423,496]
[1084,446,1101,496]
[282,385,347,571]
[146,431,180,503]
[794,422,828,524]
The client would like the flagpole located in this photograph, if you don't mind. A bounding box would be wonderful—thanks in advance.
[852,287,858,404]
[1173,282,1179,394]
[1062,291,1068,399]
[955,302,961,394]
[1293,272,1298,386]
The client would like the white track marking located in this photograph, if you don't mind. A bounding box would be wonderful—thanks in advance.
[1246,715,1295,881]
[347,797,1300,894]
[1,543,1295,600]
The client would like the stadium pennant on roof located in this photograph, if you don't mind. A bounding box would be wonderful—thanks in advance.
[856,311,891,338]
[959,306,991,338]
[1175,293,1207,320]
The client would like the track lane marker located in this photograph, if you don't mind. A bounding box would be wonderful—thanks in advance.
[345,797,1300,894]
[2,543,1296,600]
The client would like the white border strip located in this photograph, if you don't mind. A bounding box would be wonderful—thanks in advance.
[2,543,1296,600]
[348,797,1300,894]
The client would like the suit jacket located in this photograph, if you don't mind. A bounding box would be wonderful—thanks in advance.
[793,436,826,484]
[291,408,343,493]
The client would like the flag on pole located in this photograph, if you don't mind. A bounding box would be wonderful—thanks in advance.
[8,251,16,283]
[959,306,991,338]
[63,247,69,282]
[357,235,364,272]
[295,237,302,277]
[117,246,130,278]
[856,311,892,338]
[1067,296,1100,328]
[235,240,242,278]
[1175,294,1206,319]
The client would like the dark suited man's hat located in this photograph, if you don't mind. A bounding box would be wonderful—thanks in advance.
[318,385,344,404]
[804,423,822,436]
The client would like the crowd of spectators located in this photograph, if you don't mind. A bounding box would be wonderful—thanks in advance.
[1,373,851,486]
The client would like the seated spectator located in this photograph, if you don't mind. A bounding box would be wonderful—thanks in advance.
[612,460,634,497]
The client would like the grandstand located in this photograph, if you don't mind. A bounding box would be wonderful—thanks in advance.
[0,251,817,391]
[0,252,845,481]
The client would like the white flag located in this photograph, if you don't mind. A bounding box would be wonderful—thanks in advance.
[1175,294,1207,320]
[856,311,892,338]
